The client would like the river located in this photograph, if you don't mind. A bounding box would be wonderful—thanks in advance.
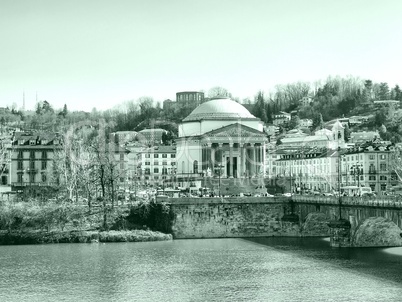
[1,237,402,302]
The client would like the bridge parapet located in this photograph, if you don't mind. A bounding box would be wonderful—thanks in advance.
[292,195,402,209]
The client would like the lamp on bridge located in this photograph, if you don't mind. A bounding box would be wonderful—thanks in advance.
[327,147,351,247]
[350,164,363,188]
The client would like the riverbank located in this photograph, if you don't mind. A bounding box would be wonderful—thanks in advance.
[0,229,173,245]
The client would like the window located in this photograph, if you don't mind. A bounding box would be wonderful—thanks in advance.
[17,151,23,159]
[369,155,375,160]
[29,173,35,183]
[154,154,159,158]
[380,154,386,160]
[163,161,167,165]
[162,168,168,175]
[41,173,47,183]
[369,175,376,181]
[171,162,176,166]
[154,168,159,173]
[154,176,159,180]
[145,161,150,165]
[17,173,23,183]
[380,163,387,171]
[162,154,167,158]
[17,161,23,170]
[30,161,35,169]
[193,160,198,174]
[30,151,35,159]
[171,154,175,158]
[120,153,124,160]
[154,161,159,166]
[145,168,150,175]
[381,184,386,191]
[380,175,387,180]
[41,161,47,170]
[42,151,47,159]
[29,140,35,145]
[145,154,150,158]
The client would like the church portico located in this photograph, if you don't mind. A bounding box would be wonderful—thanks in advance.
[199,140,266,179]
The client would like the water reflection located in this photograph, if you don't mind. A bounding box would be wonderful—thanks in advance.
[1,238,402,302]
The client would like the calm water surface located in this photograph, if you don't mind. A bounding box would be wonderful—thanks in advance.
[1,237,402,302]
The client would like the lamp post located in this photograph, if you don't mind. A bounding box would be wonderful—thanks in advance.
[350,163,363,188]
[337,147,344,219]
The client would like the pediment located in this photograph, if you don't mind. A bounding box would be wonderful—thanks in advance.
[203,123,267,138]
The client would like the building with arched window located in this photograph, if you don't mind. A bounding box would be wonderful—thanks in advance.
[175,98,268,191]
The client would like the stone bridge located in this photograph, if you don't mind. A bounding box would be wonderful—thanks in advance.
[165,195,402,247]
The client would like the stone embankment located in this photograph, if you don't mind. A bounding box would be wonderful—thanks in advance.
[352,217,402,247]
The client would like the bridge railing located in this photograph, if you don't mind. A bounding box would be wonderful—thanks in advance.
[291,195,402,208]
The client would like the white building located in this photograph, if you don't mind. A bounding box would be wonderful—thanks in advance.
[176,98,268,188]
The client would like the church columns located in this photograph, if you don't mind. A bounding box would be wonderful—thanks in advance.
[241,144,246,177]
[229,143,234,178]
[252,144,257,177]
[207,143,212,171]
[210,144,215,170]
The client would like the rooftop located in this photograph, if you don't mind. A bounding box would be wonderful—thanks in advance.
[182,98,256,122]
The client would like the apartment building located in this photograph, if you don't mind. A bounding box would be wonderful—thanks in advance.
[276,147,338,193]
[137,145,176,187]
[8,131,61,193]
[341,144,398,194]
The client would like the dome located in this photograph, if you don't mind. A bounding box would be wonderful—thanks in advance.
[183,98,256,122]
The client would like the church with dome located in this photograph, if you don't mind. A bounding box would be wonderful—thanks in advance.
[175,98,268,190]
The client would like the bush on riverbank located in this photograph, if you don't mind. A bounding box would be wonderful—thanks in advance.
[0,229,172,245]
[0,199,174,244]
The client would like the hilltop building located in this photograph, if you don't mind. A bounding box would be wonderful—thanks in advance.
[176,91,205,107]
[279,120,345,150]
[273,111,291,126]
[137,128,167,146]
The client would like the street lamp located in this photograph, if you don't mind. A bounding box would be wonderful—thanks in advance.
[337,147,343,219]
[350,164,363,188]
[214,164,224,197]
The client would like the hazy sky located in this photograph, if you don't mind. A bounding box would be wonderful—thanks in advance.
[1,0,401,111]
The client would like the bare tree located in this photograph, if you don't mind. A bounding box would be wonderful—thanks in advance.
[390,145,402,182]
[208,86,231,98]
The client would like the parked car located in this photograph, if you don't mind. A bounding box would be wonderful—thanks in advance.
[282,193,292,197]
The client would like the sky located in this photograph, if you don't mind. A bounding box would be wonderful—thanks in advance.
[1,0,402,112]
